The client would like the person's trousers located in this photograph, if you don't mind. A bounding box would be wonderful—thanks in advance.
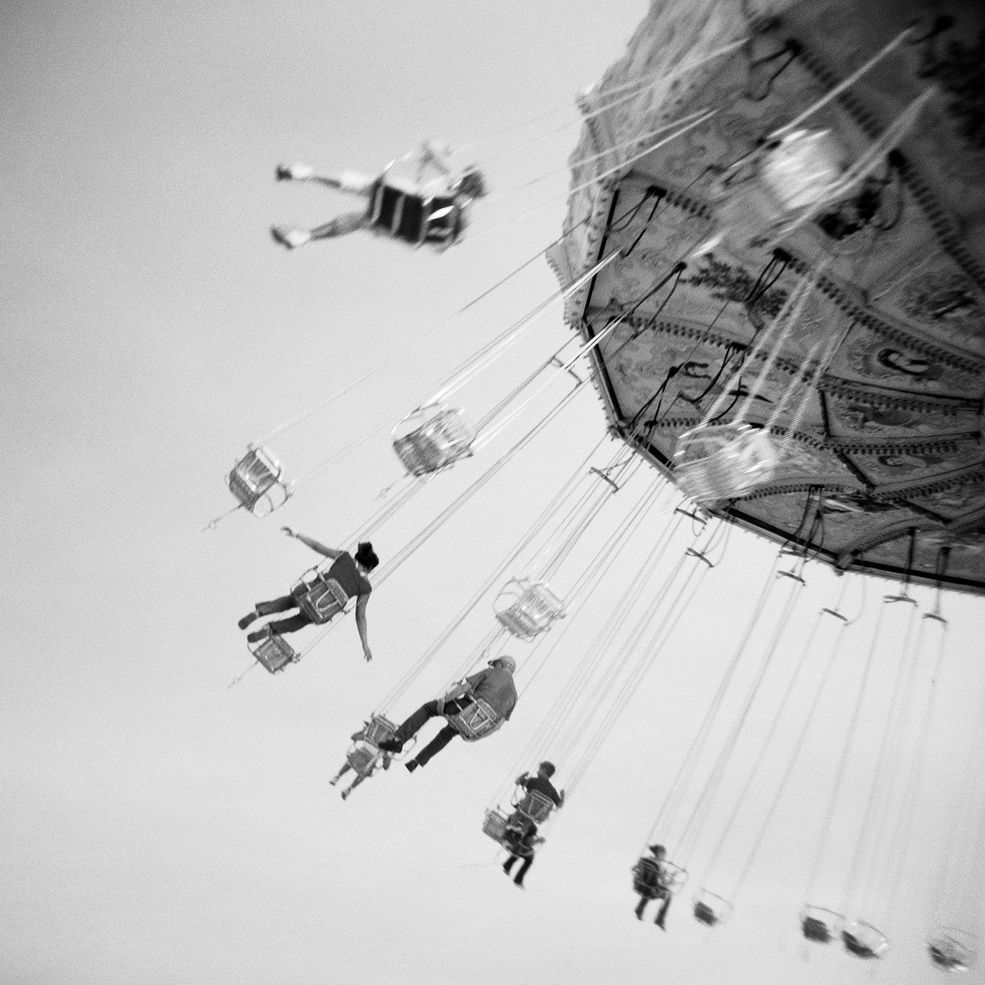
[503,853,534,885]
[396,700,461,765]
[255,595,313,636]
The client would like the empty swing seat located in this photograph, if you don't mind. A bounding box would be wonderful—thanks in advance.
[705,128,848,251]
[841,920,889,959]
[673,423,778,503]
[249,632,299,674]
[227,445,292,516]
[693,890,733,926]
[392,404,475,476]
[928,929,977,973]
[800,905,843,943]
[495,579,566,640]
[482,807,510,845]
[759,129,847,212]
[291,569,350,625]
[444,696,503,742]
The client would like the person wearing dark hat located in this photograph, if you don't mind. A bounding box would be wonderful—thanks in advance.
[378,656,518,770]
[502,761,565,888]
[237,527,379,661]
[632,844,674,927]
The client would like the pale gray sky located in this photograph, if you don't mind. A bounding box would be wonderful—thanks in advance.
[3,2,984,984]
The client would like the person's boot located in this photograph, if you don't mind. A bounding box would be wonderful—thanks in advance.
[275,163,314,181]
[237,608,258,629]
[271,225,312,249]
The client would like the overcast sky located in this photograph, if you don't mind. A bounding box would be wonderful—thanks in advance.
[3,2,984,983]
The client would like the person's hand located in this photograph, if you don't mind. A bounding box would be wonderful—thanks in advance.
[363,648,373,662]
[281,526,296,538]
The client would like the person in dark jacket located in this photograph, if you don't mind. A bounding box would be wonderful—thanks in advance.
[378,656,517,770]
[502,761,565,888]
[633,844,674,928]
[237,527,378,661]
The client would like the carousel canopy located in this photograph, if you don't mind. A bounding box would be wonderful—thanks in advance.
[548,0,985,595]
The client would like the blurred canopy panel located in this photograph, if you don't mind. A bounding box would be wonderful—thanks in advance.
[548,0,985,595]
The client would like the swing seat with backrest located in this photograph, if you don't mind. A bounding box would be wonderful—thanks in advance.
[291,567,353,625]
[494,578,566,640]
[928,928,976,973]
[365,152,466,250]
[392,403,475,476]
[249,631,299,674]
[227,445,292,516]
[692,889,733,926]
[800,905,844,943]
[346,714,398,777]
[841,920,889,959]
[674,422,778,503]
[441,694,504,742]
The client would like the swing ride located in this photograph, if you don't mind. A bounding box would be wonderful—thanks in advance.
[219,0,984,975]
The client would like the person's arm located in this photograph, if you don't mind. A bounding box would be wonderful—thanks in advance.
[355,594,372,662]
[281,526,343,559]
[515,772,530,788]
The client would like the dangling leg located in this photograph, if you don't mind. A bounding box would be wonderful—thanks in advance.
[258,611,312,638]
[406,723,457,770]
[329,762,352,786]
[635,896,649,921]
[271,211,369,249]
[378,700,443,753]
[239,593,296,630]
[275,166,376,196]
[512,855,533,887]
[341,773,367,801]
[654,891,671,929]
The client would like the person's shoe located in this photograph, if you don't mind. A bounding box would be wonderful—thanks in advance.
[275,162,313,182]
[655,919,666,930]
[247,625,272,644]
[329,775,339,786]
[237,609,258,630]
[378,739,404,754]
[341,789,350,801]
[405,760,419,773]
[271,225,312,249]
[513,880,525,889]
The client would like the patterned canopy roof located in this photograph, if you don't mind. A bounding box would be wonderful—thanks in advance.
[548,0,985,595]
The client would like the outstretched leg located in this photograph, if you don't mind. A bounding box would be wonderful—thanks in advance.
[635,896,649,920]
[341,773,367,800]
[271,211,369,250]
[409,724,457,768]
[275,165,376,196]
[329,763,352,786]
